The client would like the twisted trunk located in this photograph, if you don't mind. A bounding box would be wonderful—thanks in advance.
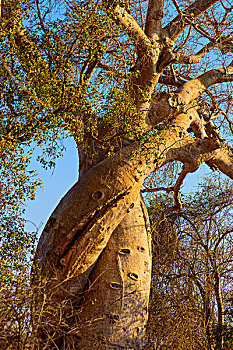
[74,196,151,349]
[32,120,227,348]
[33,139,154,349]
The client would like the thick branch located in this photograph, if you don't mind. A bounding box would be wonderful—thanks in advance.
[208,146,233,180]
[175,41,215,64]
[148,63,233,126]
[103,1,161,126]
[173,163,197,209]
[141,186,174,193]
[156,38,220,71]
[104,2,151,50]
[145,0,164,39]
[163,0,219,41]
[158,73,185,87]
[177,63,233,105]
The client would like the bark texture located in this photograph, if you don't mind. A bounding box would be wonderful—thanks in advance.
[74,198,151,349]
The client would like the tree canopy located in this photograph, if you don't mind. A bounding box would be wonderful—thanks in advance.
[1,0,233,210]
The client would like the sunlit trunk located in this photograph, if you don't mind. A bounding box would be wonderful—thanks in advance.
[73,196,152,349]
[32,140,153,349]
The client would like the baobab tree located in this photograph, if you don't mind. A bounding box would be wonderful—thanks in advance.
[1,0,233,349]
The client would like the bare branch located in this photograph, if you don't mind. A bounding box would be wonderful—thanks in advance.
[79,54,102,87]
[174,25,192,51]
[175,41,215,64]
[157,33,233,72]
[213,229,233,253]
[148,60,233,127]
[141,163,197,209]
[189,20,216,41]
[156,40,214,72]
[171,0,183,16]
[173,164,197,209]
[220,3,233,24]
[177,62,233,105]
[221,108,233,134]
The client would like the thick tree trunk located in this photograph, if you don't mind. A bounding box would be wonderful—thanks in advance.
[33,192,151,349]
[33,124,222,348]
[73,196,151,349]
[33,138,155,349]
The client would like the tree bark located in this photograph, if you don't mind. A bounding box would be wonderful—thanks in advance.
[2,0,233,349]
[73,197,151,349]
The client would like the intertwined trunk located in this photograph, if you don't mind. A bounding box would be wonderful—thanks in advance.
[33,141,156,349]
[18,0,233,347]
[33,119,233,348]
[69,145,152,349]
[74,196,151,349]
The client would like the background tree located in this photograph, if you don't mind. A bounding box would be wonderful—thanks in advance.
[147,177,233,350]
[1,0,233,349]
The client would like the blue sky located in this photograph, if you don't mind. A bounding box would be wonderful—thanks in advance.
[24,137,78,234]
